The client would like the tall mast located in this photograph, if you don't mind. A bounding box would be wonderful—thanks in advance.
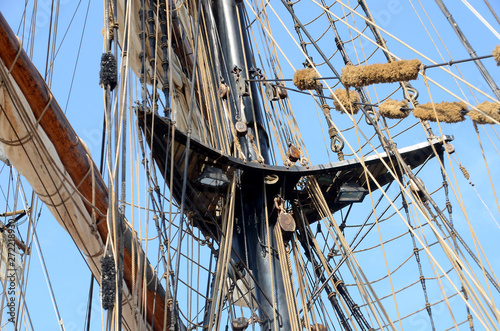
[212,0,291,329]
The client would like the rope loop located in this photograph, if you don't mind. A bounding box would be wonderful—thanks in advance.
[404,86,419,105]
[327,126,345,153]
[9,36,23,73]
[0,92,53,146]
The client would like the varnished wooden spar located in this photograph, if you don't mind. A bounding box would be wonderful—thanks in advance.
[0,12,169,331]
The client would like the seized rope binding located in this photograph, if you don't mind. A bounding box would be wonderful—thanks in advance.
[331,88,360,115]
[341,59,421,88]
[378,99,410,119]
[412,101,467,123]
[293,68,319,90]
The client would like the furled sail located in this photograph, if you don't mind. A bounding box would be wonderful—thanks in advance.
[0,13,170,331]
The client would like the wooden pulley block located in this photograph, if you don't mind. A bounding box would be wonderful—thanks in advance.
[409,177,428,201]
[265,82,279,101]
[445,143,455,154]
[286,143,300,162]
[219,83,230,99]
[276,83,288,99]
[232,317,249,331]
[235,121,247,136]
[278,212,296,233]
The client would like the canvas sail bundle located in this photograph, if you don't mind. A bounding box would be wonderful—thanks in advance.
[0,57,152,331]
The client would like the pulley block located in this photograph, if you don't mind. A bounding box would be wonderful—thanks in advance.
[235,121,248,136]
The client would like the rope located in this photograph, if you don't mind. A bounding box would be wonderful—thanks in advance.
[222,101,246,162]
[0,93,53,147]
[8,36,23,73]
[302,184,379,330]
[314,0,500,117]
[421,70,500,304]
[472,122,500,217]
[439,155,475,331]
[400,182,436,330]
[263,186,278,331]
[274,224,301,331]
[461,0,500,39]
[291,238,312,331]
[360,160,404,329]
[171,1,204,322]
[0,61,105,268]
[33,230,66,331]
[208,178,237,330]
[63,0,93,113]
[483,0,500,26]
[248,134,264,164]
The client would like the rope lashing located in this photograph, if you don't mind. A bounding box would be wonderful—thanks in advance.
[99,52,117,91]
[101,254,116,310]
[412,101,467,123]
[341,59,421,88]
[331,88,361,115]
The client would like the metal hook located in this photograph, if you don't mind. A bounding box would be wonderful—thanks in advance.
[364,108,376,126]
[330,135,344,153]
[404,86,419,103]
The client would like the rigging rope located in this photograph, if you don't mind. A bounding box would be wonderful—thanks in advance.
[33,230,66,331]
[461,0,500,40]
[63,0,92,114]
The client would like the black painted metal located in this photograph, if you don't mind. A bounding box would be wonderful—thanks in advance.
[213,0,288,329]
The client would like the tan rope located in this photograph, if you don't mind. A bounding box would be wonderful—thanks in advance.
[274,225,301,331]
[263,186,278,331]
[208,178,236,330]
[8,36,23,73]
[472,122,500,216]
[420,71,500,321]
[0,92,53,146]
[291,238,312,331]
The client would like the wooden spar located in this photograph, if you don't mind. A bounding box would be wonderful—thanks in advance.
[0,12,169,331]
[0,220,28,253]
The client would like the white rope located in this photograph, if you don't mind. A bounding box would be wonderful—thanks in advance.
[461,0,500,40]
[8,36,23,73]
[33,230,65,331]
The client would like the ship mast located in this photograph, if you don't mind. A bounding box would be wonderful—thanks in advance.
[211,0,291,329]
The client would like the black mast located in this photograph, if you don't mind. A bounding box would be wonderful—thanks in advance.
[213,0,291,329]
